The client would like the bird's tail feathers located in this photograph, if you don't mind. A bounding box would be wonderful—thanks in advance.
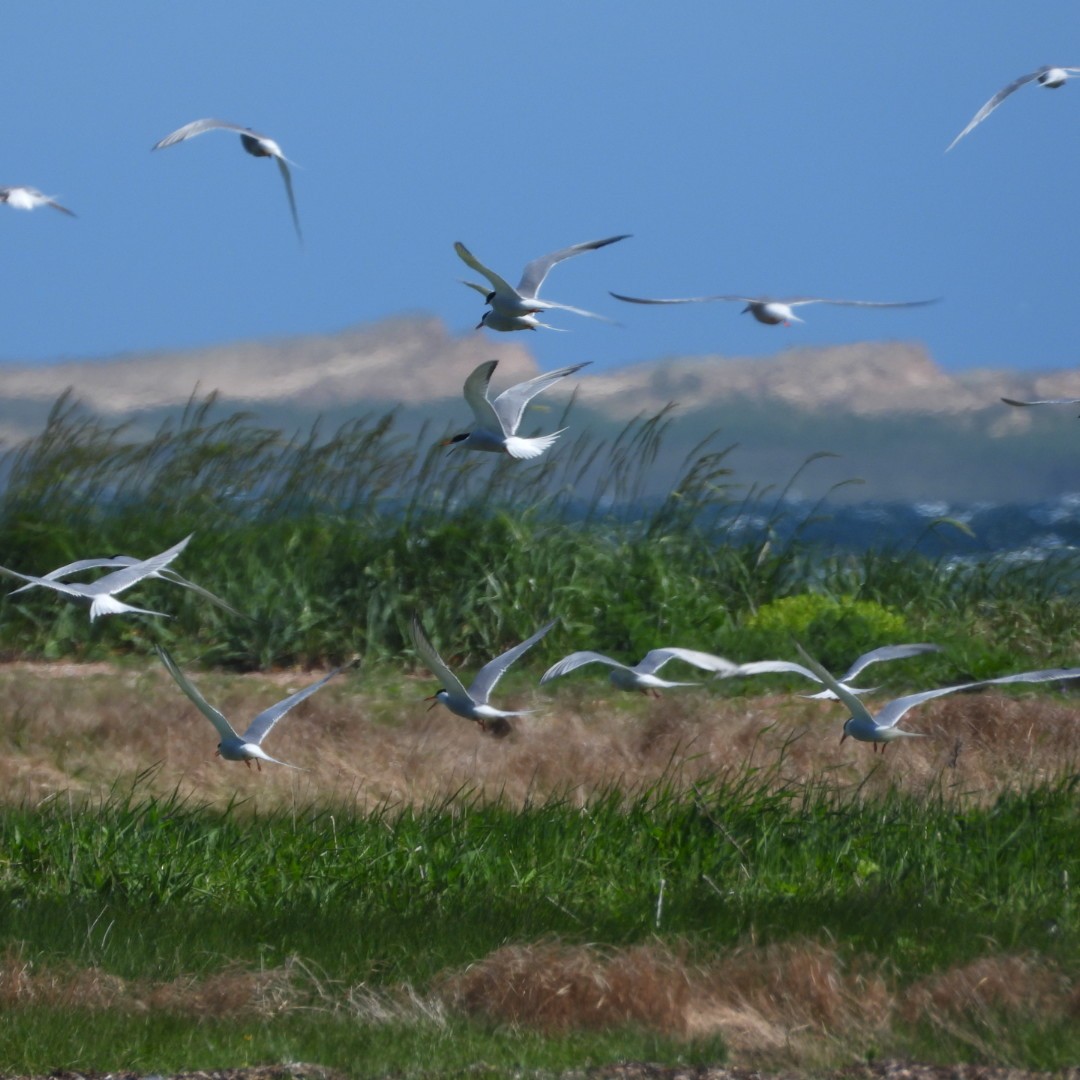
[89,595,170,621]
[504,430,566,460]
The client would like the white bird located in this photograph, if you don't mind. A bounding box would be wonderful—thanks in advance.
[0,186,75,216]
[8,554,243,617]
[410,616,556,735]
[156,646,348,770]
[0,535,192,621]
[795,643,1080,752]
[541,647,739,697]
[947,66,1080,152]
[609,292,937,326]
[725,644,943,700]
[152,118,301,242]
[443,359,591,460]
[455,235,629,330]
[1002,396,1080,409]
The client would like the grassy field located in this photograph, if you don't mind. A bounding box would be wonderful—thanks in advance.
[1,396,1079,1077]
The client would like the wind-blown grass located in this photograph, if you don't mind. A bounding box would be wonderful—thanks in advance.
[0,391,1078,676]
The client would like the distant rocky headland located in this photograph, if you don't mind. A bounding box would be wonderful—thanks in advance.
[0,315,1077,504]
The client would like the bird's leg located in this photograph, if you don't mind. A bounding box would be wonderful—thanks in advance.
[256,759,262,772]
[244,760,252,770]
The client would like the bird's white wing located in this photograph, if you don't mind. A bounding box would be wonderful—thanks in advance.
[84,535,192,596]
[636,647,738,676]
[517,235,631,299]
[794,645,877,725]
[0,565,92,598]
[156,646,238,742]
[243,666,346,746]
[610,292,750,305]
[454,242,517,297]
[540,650,628,684]
[1002,397,1080,407]
[787,298,939,309]
[410,617,470,700]
[470,620,557,704]
[838,643,942,682]
[490,362,591,436]
[946,68,1050,152]
[8,555,242,616]
[729,659,819,680]
[461,280,492,297]
[872,667,1080,731]
[8,557,130,594]
[275,157,302,243]
[153,118,256,150]
[461,361,504,433]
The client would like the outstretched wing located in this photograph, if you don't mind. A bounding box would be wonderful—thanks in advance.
[540,650,627,684]
[454,242,517,297]
[410,616,470,700]
[156,646,238,742]
[470,620,557,704]
[1002,396,1080,407]
[946,68,1050,152]
[490,362,591,436]
[461,360,504,433]
[243,665,347,746]
[636,647,738,676]
[517,234,631,299]
[838,643,942,682]
[275,157,303,243]
[87,534,192,596]
[790,297,939,309]
[153,118,257,150]
[610,292,751,305]
[872,667,1080,732]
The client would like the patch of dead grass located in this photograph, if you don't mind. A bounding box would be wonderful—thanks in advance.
[0,662,1078,813]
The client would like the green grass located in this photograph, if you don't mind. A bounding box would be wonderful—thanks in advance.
[1,392,1078,678]
[2,773,1080,1072]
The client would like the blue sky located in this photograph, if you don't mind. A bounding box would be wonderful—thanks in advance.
[2,1,1079,374]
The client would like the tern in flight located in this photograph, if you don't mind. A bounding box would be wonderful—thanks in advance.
[0,186,75,216]
[609,291,937,326]
[8,554,242,617]
[947,66,1080,151]
[444,359,590,459]
[410,615,556,735]
[153,118,302,242]
[456,235,629,330]
[795,644,1080,752]
[0,535,193,621]
[157,646,349,769]
[541,647,739,697]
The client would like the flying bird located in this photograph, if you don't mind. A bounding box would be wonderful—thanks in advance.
[0,535,193,621]
[456,235,629,330]
[8,554,243,617]
[947,66,1080,151]
[0,186,75,216]
[410,615,556,735]
[609,292,937,327]
[157,646,348,770]
[152,118,301,242]
[724,644,943,700]
[795,643,1080,752]
[541,647,738,697]
[444,359,591,459]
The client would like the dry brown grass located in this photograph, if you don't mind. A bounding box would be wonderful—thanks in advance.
[8,935,1080,1068]
[1,661,1079,813]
